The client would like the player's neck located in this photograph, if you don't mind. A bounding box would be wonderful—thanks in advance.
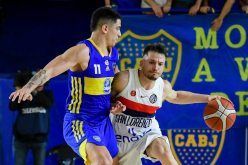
[138,70,156,90]
[90,33,109,55]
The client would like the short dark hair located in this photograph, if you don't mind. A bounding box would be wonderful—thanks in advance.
[90,7,122,32]
[142,43,167,58]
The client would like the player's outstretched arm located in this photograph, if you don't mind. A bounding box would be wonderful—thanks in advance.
[110,71,129,114]
[163,80,221,104]
[9,44,89,103]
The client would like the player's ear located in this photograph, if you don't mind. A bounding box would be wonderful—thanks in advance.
[140,60,144,68]
[102,24,108,34]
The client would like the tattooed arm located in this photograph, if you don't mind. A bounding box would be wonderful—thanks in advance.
[27,69,47,88]
[9,44,90,103]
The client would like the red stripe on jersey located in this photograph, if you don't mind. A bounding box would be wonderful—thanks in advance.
[116,96,159,114]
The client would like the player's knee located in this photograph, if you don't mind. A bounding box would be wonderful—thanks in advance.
[154,144,175,163]
[152,140,168,154]
[155,144,167,157]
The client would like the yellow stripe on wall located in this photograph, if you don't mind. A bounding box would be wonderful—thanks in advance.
[76,78,82,114]
[72,120,78,143]
[84,77,113,95]
[69,76,75,110]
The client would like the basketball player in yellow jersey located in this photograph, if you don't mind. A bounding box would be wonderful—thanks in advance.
[9,7,126,165]
[110,43,229,165]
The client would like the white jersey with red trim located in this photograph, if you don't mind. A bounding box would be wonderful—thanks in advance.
[116,68,164,117]
[111,69,169,165]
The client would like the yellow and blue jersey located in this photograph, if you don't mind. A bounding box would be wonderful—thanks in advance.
[65,38,119,125]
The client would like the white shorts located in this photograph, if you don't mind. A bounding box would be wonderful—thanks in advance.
[110,113,170,165]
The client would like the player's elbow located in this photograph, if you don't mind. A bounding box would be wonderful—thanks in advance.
[165,96,179,104]
[167,90,178,101]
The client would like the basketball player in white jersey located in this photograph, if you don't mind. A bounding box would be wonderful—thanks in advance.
[110,43,226,165]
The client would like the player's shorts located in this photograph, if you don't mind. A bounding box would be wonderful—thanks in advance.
[63,113,119,165]
[111,113,170,165]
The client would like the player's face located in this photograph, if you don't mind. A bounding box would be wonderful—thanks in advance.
[107,19,121,47]
[140,51,165,81]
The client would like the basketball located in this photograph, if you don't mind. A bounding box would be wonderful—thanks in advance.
[204,98,236,131]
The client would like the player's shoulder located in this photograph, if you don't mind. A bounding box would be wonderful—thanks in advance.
[76,43,89,54]
[112,70,129,91]
[66,43,89,55]
[114,70,129,81]
[67,43,89,61]
[163,80,172,91]
[163,79,171,85]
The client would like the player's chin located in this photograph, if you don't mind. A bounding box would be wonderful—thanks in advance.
[151,73,160,78]
[112,41,117,46]
[147,76,158,81]
[113,39,119,46]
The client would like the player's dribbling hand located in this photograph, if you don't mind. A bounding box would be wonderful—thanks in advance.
[110,101,126,115]
[208,95,234,106]
[9,88,33,103]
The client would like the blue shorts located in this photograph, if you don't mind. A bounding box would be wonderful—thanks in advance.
[63,113,118,165]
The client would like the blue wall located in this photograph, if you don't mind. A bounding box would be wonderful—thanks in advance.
[0,1,103,74]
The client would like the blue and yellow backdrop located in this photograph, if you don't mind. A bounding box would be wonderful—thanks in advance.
[0,2,247,164]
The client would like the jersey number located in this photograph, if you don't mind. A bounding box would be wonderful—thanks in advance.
[94,64,101,74]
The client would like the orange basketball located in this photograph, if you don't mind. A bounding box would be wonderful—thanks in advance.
[204,98,236,131]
